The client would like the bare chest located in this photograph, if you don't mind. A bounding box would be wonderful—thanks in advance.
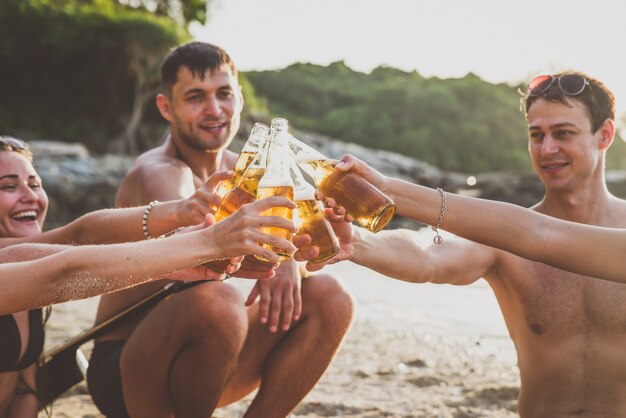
[493,257,626,336]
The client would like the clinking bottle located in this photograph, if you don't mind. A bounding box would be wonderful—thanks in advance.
[291,162,340,263]
[255,123,294,262]
[288,136,396,233]
[206,119,289,273]
[216,122,270,198]
[213,120,288,222]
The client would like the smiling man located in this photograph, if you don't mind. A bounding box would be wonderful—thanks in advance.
[308,71,626,417]
[87,42,354,418]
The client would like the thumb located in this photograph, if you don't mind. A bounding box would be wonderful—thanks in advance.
[204,213,216,227]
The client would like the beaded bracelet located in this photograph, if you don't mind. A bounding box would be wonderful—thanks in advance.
[142,200,160,240]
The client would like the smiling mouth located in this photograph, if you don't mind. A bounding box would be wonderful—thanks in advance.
[200,122,227,131]
[541,162,568,171]
[11,210,38,222]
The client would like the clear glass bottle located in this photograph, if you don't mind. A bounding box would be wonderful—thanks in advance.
[207,120,289,273]
[288,136,396,233]
[291,162,340,263]
[255,121,294,262]
[216,122,270,197]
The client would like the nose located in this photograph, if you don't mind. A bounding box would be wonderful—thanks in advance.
[19,184,39,203]
[540,135,559,155]
[203,96,222,116]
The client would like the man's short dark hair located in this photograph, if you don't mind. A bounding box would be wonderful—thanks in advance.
[522,71,615,133]
[161,42,238,95]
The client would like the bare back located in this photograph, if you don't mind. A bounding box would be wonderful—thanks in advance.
[483,200,626,417]
[95,141,237,340]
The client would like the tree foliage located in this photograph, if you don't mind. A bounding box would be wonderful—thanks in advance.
[0,0,187,152]
[246,63,530,173]
[117,0,210,26]
[246,63,626,173]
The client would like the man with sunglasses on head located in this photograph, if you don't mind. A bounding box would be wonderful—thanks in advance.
[307,71,626,417]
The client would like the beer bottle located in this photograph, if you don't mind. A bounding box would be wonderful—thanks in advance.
[204,141,269,273]
[288,136,396,233]
[291,162,340,263]
[256,124,294,262]
[213,129,276,221]
[216,122,270,197]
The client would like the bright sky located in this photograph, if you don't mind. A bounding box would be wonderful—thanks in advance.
[191,0,626,121]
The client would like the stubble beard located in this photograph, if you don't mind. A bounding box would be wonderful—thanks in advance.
[175,123,229,153]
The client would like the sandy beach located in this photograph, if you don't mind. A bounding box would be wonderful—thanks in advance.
[38,229,520,418]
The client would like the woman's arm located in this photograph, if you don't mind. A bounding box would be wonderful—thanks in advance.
[0,196,298,315]
[330,155,626,284]
[0,171,229,248]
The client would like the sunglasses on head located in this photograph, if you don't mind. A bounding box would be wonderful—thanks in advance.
[0,136,28,150]
[528,74,590,98]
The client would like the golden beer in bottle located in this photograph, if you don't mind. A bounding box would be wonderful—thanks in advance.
[206,120,288,272]
[291,163,340,263]
[257,183,294,261]
[214,168,265,221]
[256,121,294,262]
[216,123,269,197]
[289,137,396,233]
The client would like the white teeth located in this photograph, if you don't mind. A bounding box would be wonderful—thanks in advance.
[12,210,37,219]
[203,123,225,129]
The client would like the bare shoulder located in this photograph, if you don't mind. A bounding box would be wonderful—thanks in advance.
[221,148,238,170]
[116,146,194,206]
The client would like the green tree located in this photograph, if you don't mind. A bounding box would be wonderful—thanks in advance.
[117,0,211,25]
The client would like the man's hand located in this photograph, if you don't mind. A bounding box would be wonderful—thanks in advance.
[178,170,233,226]
[245,260,302,333]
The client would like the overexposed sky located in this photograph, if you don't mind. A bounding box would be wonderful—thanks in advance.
[191,0,625,118]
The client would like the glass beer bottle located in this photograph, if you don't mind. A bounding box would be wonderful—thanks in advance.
[216,122,270,197]
[256,127,294,262]
[204,143,269,273]
[291,162,340,263]
[206,120,288,272]
[288,136,396,233]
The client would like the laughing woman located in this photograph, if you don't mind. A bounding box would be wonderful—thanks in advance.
[0,136,297,417]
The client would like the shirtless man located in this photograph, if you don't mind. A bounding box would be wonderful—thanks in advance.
[309,72,626,417]
[87,42,354,418]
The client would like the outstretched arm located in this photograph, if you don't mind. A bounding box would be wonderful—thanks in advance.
[300,208,497,286]
[0,172,228,248]
[0,196,298,315]
[332,155,626,284]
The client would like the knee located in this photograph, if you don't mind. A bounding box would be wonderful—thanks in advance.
[175,283,247,344]
[302,274,355,328]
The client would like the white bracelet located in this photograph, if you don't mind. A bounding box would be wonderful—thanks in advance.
[142,200,160,240]
[431,188,446,245]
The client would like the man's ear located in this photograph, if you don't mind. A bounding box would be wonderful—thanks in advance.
[598,118,615,150]
[156,93,174,123]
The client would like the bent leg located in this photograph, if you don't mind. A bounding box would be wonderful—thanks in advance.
[120,282,248,418]
[219,274,355,418]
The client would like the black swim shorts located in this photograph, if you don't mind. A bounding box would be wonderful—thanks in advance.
[87,340,130,418]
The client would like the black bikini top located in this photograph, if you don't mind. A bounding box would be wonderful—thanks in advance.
[0,309,45,372]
